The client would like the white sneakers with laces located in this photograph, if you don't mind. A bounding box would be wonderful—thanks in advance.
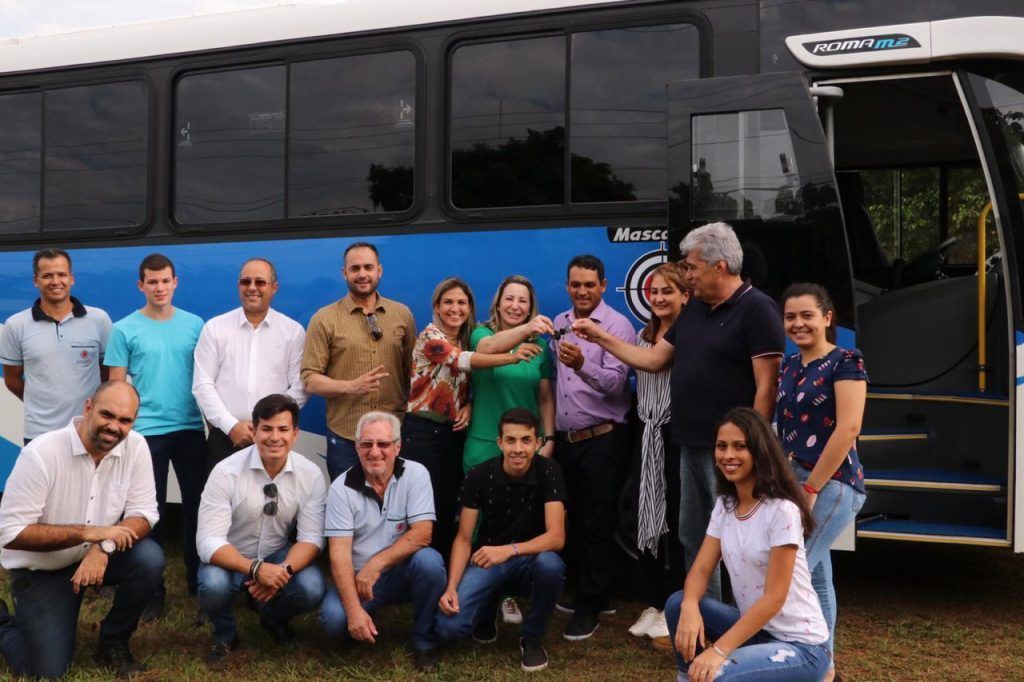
[628,607,669,638]
[502,597,524,625]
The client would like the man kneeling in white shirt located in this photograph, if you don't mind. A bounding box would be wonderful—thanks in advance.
[0,381,163,679]
[196,393,326,668]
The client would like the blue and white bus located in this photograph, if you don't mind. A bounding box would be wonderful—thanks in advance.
[1,0,1024,551]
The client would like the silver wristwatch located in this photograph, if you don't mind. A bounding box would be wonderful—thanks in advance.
[99,539,117,555]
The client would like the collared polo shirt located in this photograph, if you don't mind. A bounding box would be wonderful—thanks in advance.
[461,455,567,550]
[549,299,634,431]
[105,308,205,436]
[664,282,785,448]
[192,307,308,435]
[301,293,415,440]
[0,297,112,439]
[324,458,434,571]
[0,418,159,571]
[196,446,326,563]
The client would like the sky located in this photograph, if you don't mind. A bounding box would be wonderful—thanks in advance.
[0,0,338,38]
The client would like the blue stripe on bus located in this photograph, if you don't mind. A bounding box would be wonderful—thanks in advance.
[0,436,19,486]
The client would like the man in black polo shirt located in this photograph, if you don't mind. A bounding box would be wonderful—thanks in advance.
[572,222,784,600]
[435,408,566,673]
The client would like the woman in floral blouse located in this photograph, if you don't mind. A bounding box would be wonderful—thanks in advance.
[775,282,868,682]
[402,276,534,555]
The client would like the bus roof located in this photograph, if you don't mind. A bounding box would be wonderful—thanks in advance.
[0,0,623,75]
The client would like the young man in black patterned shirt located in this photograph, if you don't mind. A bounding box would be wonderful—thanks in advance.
[435,408,566,672]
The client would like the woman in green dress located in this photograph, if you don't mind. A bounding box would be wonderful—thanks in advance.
[463,275,557,471]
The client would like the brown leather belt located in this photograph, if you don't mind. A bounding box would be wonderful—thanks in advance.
[564,423,614,444]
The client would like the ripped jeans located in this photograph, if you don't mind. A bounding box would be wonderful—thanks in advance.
[665,592,830,681]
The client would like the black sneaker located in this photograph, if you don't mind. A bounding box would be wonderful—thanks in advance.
[260,617,297,644]
[94,641,145,678]
[413,647,439,672]
[555,601,616,616]
[520,637,549,672]
[471,613,498,644]
[206,636,239,668]
[563,609,600,641]
[139,594,165,625]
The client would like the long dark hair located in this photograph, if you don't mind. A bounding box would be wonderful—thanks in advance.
[781,282,836,344]
[714,407,815,539]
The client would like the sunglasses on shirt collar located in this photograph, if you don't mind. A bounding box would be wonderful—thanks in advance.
[365,313,383,341]
[263,483,278,517]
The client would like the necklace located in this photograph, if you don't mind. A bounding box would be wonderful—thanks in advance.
[735,497,766,521]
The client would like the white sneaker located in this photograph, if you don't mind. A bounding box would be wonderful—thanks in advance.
[628,607,660,637]
[502,597,524,625]
[645,610,670,639]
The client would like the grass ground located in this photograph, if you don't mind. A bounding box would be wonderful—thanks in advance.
[3,532,1023,680]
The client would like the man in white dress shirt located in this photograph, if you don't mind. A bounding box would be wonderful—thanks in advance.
[0,381,163,679]
[192,258,308,468]
[196,393,326,668]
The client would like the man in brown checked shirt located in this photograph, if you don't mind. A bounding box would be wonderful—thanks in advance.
[301,242,415,481]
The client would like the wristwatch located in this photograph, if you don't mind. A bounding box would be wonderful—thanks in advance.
[99,539,117,555]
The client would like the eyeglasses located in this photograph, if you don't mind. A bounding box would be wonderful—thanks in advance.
[262,483,278,517]
[365,313,383,341]
[239,277,271,288]
[355,439,398,452]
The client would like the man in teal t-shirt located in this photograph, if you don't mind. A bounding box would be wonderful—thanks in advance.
[105,253,205,622]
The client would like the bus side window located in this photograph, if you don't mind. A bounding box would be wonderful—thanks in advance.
[0,91,41,235]
[175,66,287,225]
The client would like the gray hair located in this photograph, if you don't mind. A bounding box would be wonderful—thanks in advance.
[355,411,401,442]
[679,222,743,275]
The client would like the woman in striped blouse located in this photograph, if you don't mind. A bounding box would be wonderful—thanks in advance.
[628,263,689,642]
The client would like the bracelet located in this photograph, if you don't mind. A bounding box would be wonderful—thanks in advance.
[511,543,519,556]
[802,483,819,495]
[248,559,259,581]
[712,644,729,659]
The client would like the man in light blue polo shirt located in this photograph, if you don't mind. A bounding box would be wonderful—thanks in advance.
[319,411,447,672]
[0,249,112,443]
[105,253,206,622]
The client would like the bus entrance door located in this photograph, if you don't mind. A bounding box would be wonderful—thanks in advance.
[665,73,856,548]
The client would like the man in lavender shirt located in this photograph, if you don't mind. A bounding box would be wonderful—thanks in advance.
[549,254,634,641]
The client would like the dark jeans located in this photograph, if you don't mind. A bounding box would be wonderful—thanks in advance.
[206,426,246,472]
[320,547,446,651]
[326,430,359,482]
[435,552,566,643]
[665,591,831,680]
[0,538,165,679]
[146,429,207,595]
[197,544,325,645]
[556,424,629,612]
[400,413,464,558]
[636,422,684,608]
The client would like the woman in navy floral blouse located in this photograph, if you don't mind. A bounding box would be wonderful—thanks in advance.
[775,283,867,682]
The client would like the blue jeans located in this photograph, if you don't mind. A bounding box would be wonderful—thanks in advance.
[146,429,207,595]
[792,464,866,657]
[665,591,830,681]
[197,544,325,645]
[435,552,565,643]
[679,445,721,600]
[327,431,358,482]
[0,538,165,679]
[320,547,446,651]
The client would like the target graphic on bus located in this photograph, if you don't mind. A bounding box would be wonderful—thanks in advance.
[616,243,669,324]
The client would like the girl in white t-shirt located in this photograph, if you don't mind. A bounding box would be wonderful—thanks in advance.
[665,407,831,681]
